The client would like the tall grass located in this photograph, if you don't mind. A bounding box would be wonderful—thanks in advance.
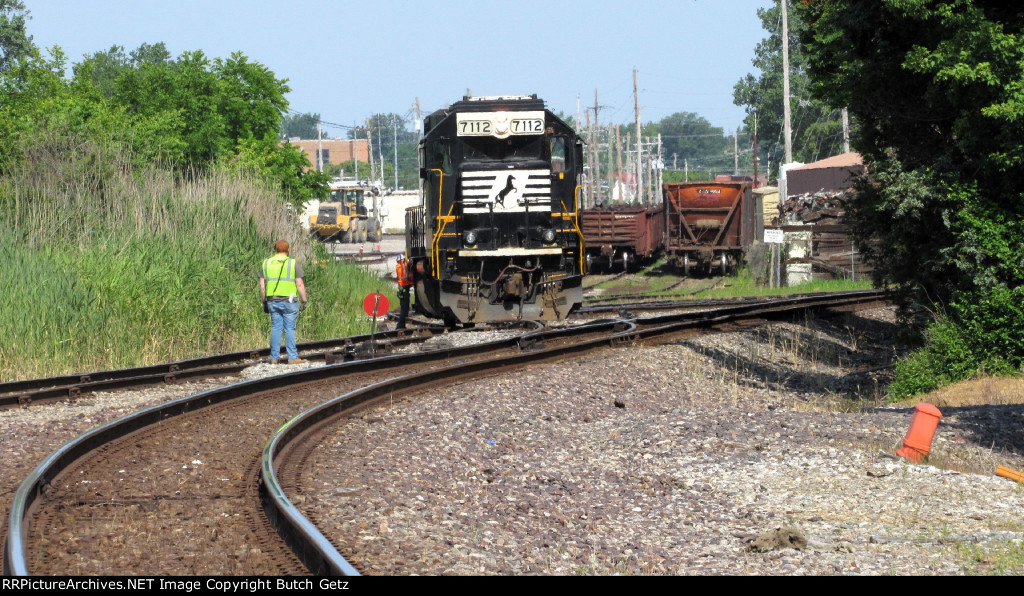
[0,137,383,381]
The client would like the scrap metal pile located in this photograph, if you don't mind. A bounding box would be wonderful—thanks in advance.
[781,189,853,225]
[779,189,871,280]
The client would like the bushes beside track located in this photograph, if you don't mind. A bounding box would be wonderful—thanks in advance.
[0,152,385,382]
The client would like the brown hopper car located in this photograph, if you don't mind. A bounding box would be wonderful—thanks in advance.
[663,181,755,276]
[581,205,665,272]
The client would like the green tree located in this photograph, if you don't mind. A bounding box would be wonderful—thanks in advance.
[78,42,173,98]
[0,0,31,72]
[796,0,1024,395]
[733,2,846,170]
[213,52,289,145]
[281,112,320,139]
[657,112,733,177]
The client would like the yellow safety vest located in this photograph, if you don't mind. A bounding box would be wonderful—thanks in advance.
[263,255,298,297]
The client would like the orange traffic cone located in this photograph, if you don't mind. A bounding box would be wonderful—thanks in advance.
[996,466,1024,484]
[896,403,942,463]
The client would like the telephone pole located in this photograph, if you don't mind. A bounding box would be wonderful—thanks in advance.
[393,113,399,189]
[616,124,623,203]
[366,117,376,186]
[782,0,793,164]
[316,120,323,172]
[734,128,739,175]
[353,121,360,183]
[842,107,850,153]
[633,68,642,203]
[415,97,422,198]
[585,109,593,208]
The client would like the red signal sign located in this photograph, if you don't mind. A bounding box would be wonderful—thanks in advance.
[362,293,390,318]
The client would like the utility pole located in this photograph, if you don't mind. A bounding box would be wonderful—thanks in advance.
[634,68,642,203]
[593,89,601,204]
[393,113,399,189]
[316,120,323,172]
[616,125,623,203]
[646,139,653,204]
[782,0,793,164]
[353,121,360,183]
[366,117,376,187]
[734,128,739,176]
[657,134,663,205]
[606,123,614,204]
[842,107,850,153]
[753,111,759,189]
[576,94,581,132]
[377,115,385,186]
[415,97,422,200]
[585,109,593,208]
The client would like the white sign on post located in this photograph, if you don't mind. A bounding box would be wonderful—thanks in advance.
[764,228,784,244]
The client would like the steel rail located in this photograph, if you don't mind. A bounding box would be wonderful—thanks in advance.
[579,289,885,315]
[0,323,526,409]
[259,289,889,575]
[2,318,612,575]
[5,289,889,575]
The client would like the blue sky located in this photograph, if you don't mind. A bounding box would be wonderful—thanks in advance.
[23,0,775,136]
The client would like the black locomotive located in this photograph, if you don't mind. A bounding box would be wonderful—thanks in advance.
[405,95,586,325]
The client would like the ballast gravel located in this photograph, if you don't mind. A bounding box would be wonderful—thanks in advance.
[2,306,1023,576]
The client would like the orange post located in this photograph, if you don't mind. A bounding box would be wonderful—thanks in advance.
[996,466,1024,484]
[896,403,942,463]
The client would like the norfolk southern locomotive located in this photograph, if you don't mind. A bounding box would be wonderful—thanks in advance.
[404,95,586,325]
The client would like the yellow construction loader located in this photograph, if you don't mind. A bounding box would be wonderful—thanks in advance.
[309,182,382,243]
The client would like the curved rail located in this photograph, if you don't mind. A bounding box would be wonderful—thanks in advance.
[6,289,889,575]
[259,289,889,575]
[0,323,527,409]
[3,318,603,575]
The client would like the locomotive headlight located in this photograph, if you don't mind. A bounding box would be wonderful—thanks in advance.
[541,229,557,244]
[464,230,478,245]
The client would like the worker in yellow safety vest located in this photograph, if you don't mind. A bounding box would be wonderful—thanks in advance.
[258,239,308,364]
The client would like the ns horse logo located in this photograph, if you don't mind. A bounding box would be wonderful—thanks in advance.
[494,175,518,207]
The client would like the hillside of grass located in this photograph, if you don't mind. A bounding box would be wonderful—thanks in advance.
[0,146,387,382]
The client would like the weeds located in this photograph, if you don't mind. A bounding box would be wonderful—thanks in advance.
[0,149,384,381]
[958,541,1024,575]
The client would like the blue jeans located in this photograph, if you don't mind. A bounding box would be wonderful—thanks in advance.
[268,300,300,361]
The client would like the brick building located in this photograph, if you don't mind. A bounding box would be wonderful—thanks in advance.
[285,138,370,171]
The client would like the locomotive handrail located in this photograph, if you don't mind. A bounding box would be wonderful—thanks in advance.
[572,186,587,273]
[429,168,447,276]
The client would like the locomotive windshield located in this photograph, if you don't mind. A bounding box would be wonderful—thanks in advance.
[461,136,544,162]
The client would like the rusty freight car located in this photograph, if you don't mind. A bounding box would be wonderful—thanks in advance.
[581,204,665,272]
[663,181,755,276]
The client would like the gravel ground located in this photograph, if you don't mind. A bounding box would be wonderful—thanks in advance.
[3,306,1023,576]
[300,306,1024,576]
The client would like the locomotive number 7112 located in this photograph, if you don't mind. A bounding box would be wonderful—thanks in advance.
[459,120,492,135]
[510,118,543,133]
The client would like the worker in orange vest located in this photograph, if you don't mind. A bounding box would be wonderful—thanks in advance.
[395,254,414,329]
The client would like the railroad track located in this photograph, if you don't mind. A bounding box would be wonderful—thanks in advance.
[583,278,724,304]
[577,289,865,316]
[0,322,497,410]
[5,289,889,575]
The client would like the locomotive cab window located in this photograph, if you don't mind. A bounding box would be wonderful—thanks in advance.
[427,139,453,175]
[462,136,543,163]
[550,137,567,173]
